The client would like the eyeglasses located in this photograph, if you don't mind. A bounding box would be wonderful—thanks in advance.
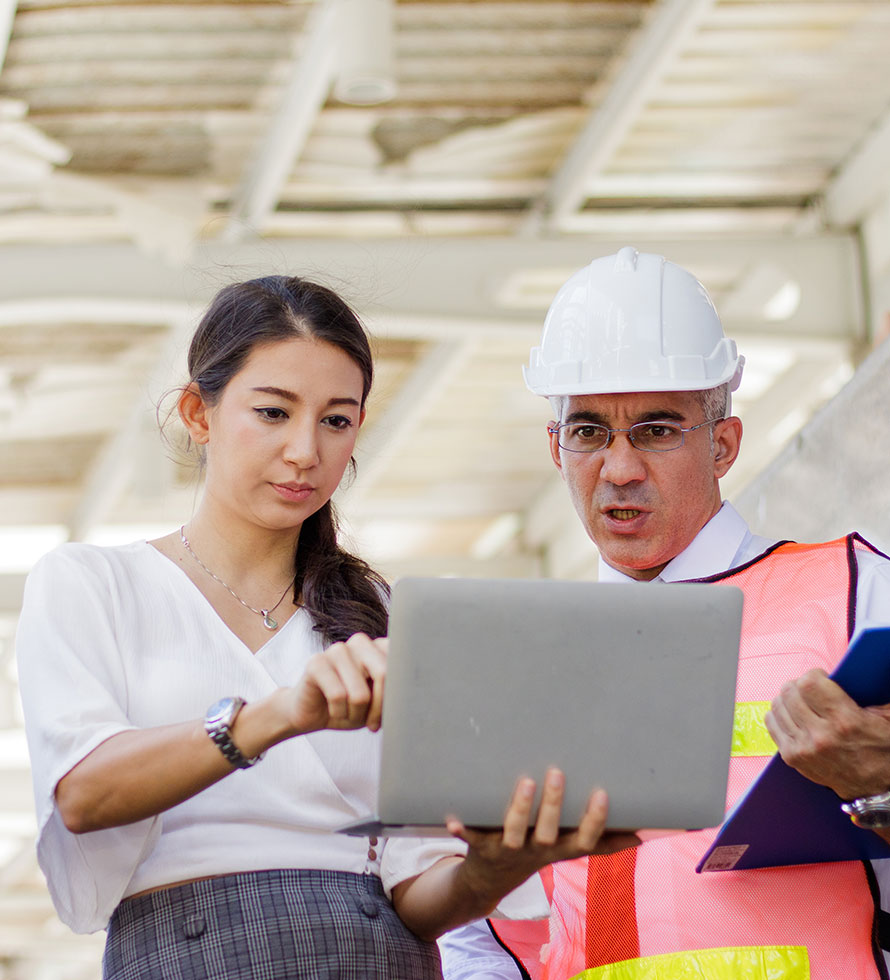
[548,418,723,454]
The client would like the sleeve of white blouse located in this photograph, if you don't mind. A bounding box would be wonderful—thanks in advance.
[16,546,161,934]
[379,834,468,897]
[382,838,550,979]
[379,837,549,915]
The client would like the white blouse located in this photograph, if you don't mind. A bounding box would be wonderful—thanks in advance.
[16,541,459,934]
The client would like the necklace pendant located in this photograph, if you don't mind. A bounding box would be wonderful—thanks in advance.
[262,610,278,630]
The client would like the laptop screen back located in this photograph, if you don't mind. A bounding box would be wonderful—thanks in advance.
[377,577,743,832]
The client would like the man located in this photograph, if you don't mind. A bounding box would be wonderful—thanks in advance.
[439,246,890,980]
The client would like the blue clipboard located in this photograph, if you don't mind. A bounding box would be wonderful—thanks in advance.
[697,625,890,872]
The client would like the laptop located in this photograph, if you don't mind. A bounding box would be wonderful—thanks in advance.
[339,576,743,837]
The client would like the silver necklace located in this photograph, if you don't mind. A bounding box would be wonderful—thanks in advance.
[179,526,295,630]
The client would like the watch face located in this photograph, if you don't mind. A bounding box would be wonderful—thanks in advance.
[843,794,890,829]
[206,697,235,725]
[854,808,890,829]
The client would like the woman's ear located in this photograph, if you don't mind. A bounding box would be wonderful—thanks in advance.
[178,384,211,445]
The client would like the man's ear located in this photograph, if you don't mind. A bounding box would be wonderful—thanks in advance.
[713,416,742,478]
[178,384,211,445]
[548,421,566,479]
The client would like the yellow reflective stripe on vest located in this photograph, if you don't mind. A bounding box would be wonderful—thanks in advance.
[731,701,775,757]
[570,945,809,979]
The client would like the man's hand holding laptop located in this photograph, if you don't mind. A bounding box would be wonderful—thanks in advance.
[449,768,640,901]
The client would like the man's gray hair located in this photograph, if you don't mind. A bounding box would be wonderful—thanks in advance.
[548,395,566,419]
[693,383,731,452]
[695,382,731,422]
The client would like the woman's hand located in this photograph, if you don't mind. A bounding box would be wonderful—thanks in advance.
[55,633,388,833]
[285,633,388,736]
[449,768,637,903]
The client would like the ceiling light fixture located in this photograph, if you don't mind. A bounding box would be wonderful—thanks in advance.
[334,0,397,106]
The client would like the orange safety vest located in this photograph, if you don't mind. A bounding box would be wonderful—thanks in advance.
[492,535,888,980]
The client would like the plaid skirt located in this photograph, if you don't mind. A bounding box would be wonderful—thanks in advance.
[103,869,443,980]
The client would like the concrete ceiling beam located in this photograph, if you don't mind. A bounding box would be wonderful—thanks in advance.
[524,0,716,232]
[341,338,473,508]
[223,0,340,242]
[65,309,192,542]
[0,234,861,341]
[824,104,890,229]
[0,1,17,74]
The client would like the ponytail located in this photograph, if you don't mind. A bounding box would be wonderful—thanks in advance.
[294,501,389,644]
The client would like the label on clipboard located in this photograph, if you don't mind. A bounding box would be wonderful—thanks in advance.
[700,844,749,871]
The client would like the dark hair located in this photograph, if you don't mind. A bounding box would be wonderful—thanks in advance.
[186,275,389,644]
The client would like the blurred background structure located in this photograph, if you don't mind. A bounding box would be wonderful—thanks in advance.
[2,0,890,975]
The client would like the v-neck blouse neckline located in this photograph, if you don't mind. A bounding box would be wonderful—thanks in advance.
[143,539,303,657]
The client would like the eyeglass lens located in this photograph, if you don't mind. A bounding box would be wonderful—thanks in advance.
[558,421,685,453]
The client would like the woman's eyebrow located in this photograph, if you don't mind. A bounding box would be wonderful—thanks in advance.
[251,385,297,401]
[250,386,360,408]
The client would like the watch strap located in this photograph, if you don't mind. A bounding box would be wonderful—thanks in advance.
[204,696,265,769]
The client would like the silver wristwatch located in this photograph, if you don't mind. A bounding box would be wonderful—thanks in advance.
[841,790,890,829]
[204,696,265,769]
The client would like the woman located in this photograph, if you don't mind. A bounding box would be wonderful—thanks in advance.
[16,275,611,979]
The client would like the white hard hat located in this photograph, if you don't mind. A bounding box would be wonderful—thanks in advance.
[524,246,744,397]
